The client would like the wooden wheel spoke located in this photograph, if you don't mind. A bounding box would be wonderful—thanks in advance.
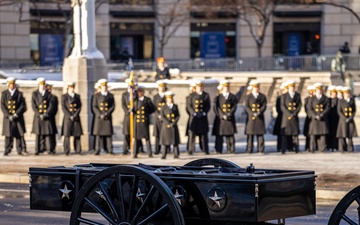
[128,175,140,219]
[98,181,120,222]
[341,213,358,225]
[77,217,103,225]
[131,186,156,224]
[84,197,116,224]
[138,203,169,225]
[355,196,360,206]
[115,174,126,221]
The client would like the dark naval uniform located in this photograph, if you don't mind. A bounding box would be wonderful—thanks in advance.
[188,91,211,154]
[336,98,357,152]
[133,96,155,157]
[49,94,58,153]
[154,67,170,81]
[212,95,222,153]
[244,92,267,153]
[121,90,137,154]
[215,92,237,153]
[307,95,331,152]
[303,96,311,151]
[31,90,55,155]
[1,89,27,155]
[92,92,115,154]
[280,92,302,153]
[273,96,282,151]
[327,97,339,150]
[152,93,166,154]
[61,93,83,155]
[160,104,180,159]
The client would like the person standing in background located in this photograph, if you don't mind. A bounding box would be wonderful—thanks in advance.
[336,87,357,152]
[327,85,339,151]
[153,57,170,81]
[1,77,27,156]
[273,81,288,152]
[244,80,267,154]
[46,84,58,155]
[152,80,166,155]
[61,82,83,155]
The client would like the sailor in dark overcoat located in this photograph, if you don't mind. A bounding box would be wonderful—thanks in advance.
[307,82,331,152]
[215,80,237,153]
[327,85,339,151]
[92,79,115,155]
[133,86,155,158]
[31,78,55,155]
[46,84,58,154]
[159,91,180,159]
[121,78,138,155]
[152,80,166,154]
[303,85,315,152]
[90,82,101,152]
[273,82,288,152]
[212,85,223,153]
[188,80,211,154]
[280,80,302,154]
[61,82,83,155]
[1,77,27,156]
[336,87,357,152]
[244,80,267,153]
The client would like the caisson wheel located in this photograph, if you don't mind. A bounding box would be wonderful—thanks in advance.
[70,165,185,225]
[328,185,360,225]
[184,158,241,168]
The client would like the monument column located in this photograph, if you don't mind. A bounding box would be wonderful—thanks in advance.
[62,0,108,151]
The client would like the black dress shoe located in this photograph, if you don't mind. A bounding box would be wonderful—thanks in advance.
[4,153,9,156]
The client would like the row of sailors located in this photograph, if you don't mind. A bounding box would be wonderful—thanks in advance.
[1,76,356,157]
[272,81,357,154]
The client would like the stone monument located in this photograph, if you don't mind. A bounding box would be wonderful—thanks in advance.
[62,0,108,151]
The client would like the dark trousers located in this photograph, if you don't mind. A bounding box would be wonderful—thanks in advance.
[214,135,223,153]
[20,136,27,153]
[327,134,338,150]
[276,135,282,152]
[225,135,235,153]
[95,135,113,154]
[162,145,179,159]
[281,135,299,153]
[4,136,21,155]
[246,135,264,153]
[64,136,81,155]
[310,135,326,152]
[35,135,51,154]
[338,138,354,152]
[50,134,57,153]
[188,131,209,154]
[123,134,130,154]
[134,139,152,157]
[154,137,161,154]
[305,135,311,151]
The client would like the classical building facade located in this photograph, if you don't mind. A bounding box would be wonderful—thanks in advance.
[0,0,360,66]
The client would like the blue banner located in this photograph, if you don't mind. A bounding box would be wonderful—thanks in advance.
[40,34,64,66]
[200,32,225,58]
[287,33,301,56]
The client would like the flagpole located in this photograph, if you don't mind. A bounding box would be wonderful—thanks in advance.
[128,58,134,155]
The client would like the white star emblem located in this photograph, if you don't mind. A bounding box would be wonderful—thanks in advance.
[174,189,184,205]
[209,191,222,208]
[136,188,146,203]
[59,184,72,200]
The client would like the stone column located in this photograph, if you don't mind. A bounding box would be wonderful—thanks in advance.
[62,0,107,151]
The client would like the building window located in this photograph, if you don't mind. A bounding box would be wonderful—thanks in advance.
[110,23,154,61]
[190,23,236,59]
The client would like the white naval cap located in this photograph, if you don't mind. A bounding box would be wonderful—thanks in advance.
[220,79,230,86]
[164,91,175,97]
[313,82,324,89]
[36,77,46,84]
[6,77,16,85]
[307,85,315,91]
[249,79,260,87]
[98,78,108,86]
[328,85,336,92]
